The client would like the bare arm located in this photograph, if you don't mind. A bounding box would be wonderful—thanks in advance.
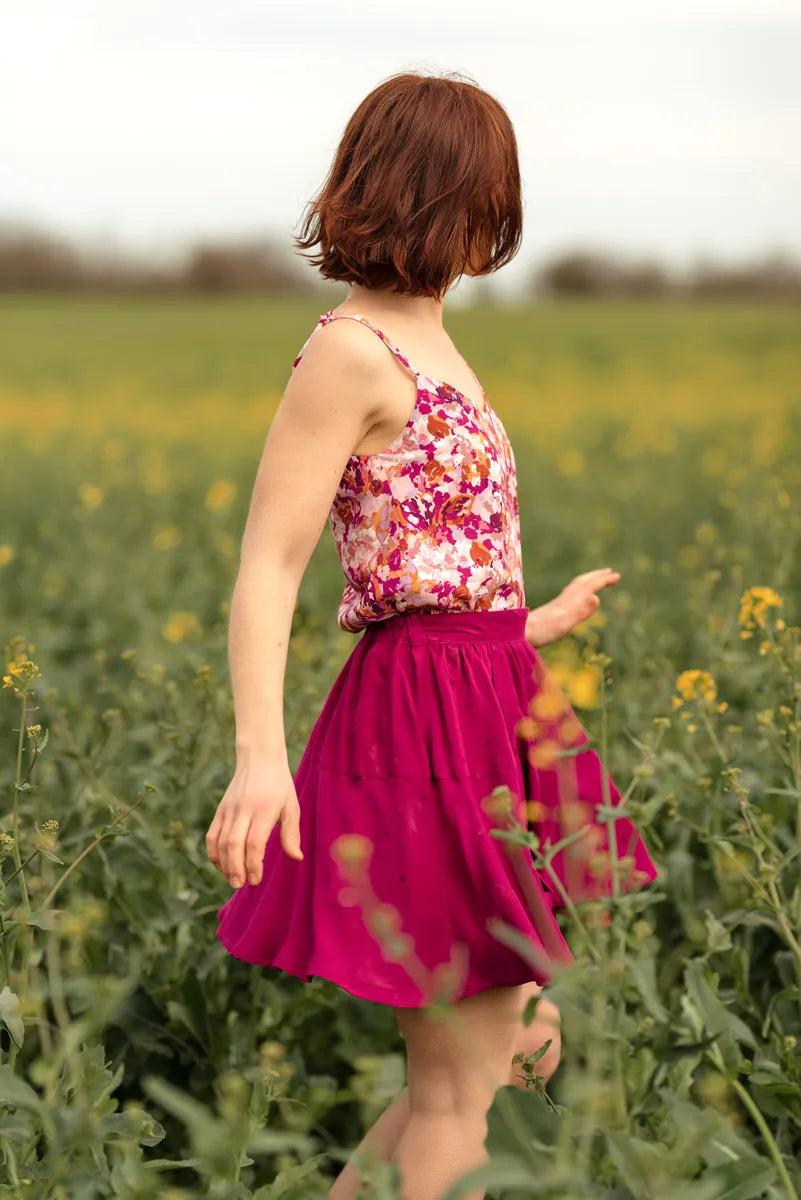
[206,318,389,889]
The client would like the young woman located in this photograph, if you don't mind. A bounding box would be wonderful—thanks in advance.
[206,70,658,1200]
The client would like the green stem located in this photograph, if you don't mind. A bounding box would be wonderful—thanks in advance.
[40,792,147,910]
[8,691,32,1067]
[598,668,621,902]
[730,1077,798,1200]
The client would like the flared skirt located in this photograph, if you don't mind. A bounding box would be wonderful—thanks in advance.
[215,606,658,1007]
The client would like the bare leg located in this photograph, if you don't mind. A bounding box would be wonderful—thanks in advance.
[327,983,561,1200]
[391,982,552,1200]
[327,1087,410,1199]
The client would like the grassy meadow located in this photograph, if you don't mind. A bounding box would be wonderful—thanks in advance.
[1,293,801,1198]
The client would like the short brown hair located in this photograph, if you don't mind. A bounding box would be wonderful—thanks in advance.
[293,70,523,299]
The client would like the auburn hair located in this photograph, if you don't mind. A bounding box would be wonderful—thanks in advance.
[293,70,523,298]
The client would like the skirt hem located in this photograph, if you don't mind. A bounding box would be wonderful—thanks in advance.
[215,935,550,1008]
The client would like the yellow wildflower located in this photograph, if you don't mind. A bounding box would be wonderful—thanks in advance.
[547,661,573,692]
[2,654,42,690]
[561,800,593,833]
[516,716,542,740]
[525,800,548,823]
[674,669,717,705]
[557,712,584,744]
[162,611,201,643]
[0,545,14,567]
[529,740,561,769]
[695,522,717,545]
[153,523,181,551]
[205,479,238,512]
[739,586,782,631]
[531,686,569,721]
[568,665,600,709]
[78,483,103,510]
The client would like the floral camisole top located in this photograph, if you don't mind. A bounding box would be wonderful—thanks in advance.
[292,309,526,633]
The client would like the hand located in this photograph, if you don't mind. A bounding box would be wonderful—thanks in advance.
[205,754,303,889]
[524,568,621,648]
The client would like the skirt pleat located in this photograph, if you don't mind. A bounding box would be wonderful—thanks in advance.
[215,606,658,1007]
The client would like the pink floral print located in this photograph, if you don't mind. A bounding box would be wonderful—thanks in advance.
[292,310,526,633]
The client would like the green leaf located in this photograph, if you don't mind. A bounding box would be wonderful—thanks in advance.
[0,1064,40,1111]
[629,951,669,1022]
[703,910,732,954]
[0,987,24,1049]
[486,1084,560,1160]
[439,1154,542,1200]
[606,1133,676,1196]
[662,1033,721,1062]
[25,909,60,931]
[671,1158,777,1200]
[38,848,65,865]
[683,960,752,1074]
[256,1152,330,1198]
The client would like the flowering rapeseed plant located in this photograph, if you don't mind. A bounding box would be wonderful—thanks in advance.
[738,586,783,638]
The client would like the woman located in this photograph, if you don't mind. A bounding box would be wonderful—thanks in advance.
[207,69,658,1200]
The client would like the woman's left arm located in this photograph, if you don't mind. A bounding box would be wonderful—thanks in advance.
[525,568,621,648]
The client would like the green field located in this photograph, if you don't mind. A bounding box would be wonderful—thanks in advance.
[1,295,800,1197]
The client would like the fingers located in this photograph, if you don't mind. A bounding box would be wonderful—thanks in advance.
[574,567,621,586]
[205,808,223,870]
[219,811,253,889]
[279,803,304,862]
[206,800,303,890]
[244,810,279,885]
[567,568,621,601]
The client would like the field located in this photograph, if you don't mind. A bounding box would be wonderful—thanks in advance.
[1,294,800,1198]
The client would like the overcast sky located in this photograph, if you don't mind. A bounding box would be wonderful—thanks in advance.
[2,0,800,298]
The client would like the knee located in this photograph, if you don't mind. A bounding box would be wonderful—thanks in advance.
[509,996,561,1090]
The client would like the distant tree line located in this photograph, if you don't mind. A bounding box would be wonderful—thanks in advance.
[0,220,799,300]
[0,222,308,295]
[534,248,801,301]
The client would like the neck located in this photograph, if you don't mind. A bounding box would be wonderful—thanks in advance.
[343,282,448,329]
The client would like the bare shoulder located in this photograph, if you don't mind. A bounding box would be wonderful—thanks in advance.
[265,314,394,470]
[290,313,398,396]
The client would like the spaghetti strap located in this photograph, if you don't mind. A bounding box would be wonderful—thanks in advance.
[292,310,421,378]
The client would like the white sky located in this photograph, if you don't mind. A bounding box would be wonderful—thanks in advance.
[2,0,800,298]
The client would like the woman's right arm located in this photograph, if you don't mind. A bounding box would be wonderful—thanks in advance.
[205,316,389,891]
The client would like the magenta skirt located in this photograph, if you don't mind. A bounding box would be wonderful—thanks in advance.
[215,606,658,1008]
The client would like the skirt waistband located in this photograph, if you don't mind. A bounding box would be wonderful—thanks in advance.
[361,606,529,646]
